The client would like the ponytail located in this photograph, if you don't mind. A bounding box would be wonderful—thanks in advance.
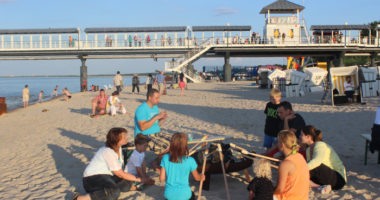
[302,125,323,142]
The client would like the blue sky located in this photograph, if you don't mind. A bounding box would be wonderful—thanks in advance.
[0,0,379,76]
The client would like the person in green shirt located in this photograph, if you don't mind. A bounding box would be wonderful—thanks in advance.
[300,125,346,193]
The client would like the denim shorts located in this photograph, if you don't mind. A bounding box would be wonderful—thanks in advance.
[263,134,277,148]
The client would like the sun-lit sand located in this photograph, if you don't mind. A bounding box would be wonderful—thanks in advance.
[0,81,379,200]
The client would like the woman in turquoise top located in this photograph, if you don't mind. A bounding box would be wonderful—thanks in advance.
[160,133,205,200]
[300,125,347,191]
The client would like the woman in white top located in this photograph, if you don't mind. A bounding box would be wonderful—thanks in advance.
[73,128,148,200]
[343,76,355,103]
[145,74,153,96]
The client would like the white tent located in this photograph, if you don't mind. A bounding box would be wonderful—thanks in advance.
[330,66,361,105]
[305,67,328,86]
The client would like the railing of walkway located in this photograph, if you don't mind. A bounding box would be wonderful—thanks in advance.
[0,36,379,50]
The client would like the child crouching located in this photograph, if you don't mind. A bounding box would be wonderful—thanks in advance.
[125,133,155,190]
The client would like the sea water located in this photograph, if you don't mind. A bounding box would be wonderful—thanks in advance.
[0,76,146,110]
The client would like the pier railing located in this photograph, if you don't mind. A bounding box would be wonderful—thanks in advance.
[0,36,379,50]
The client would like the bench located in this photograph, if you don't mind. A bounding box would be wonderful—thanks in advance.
[361,134,380,165]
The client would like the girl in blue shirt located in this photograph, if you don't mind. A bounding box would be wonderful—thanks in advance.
[160,133,205,200]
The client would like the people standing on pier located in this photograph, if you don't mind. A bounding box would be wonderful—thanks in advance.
[69,36,73,47]
[113,71,123,93]
[161,35,165,46]
[128,35,132,47]
[22,85,29,108]
[146,35,151,46]
[132,74,140,95]
[38,91,44,103]
[134,35,138,47]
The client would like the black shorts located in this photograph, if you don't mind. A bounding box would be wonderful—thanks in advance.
[310,164,346,190]
[344,90,354,98]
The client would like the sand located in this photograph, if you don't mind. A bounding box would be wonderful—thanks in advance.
[0,82,379,200]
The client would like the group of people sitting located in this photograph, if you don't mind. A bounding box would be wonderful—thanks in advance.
[73,87,349,200]
[90,89,126,118]
[253,88,347,200]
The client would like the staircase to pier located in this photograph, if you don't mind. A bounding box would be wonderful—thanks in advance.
[165,39,213,83]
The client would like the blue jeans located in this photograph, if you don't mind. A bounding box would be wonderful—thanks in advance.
[83,175,131,200]
[263,134,277,148]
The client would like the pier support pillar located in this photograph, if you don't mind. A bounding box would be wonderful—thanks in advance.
[337,52,345,67]
[80,57,88,92]
[223,52,232,82]
[370,52,377,67]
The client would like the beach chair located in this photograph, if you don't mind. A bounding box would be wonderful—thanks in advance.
[284,69,307,97]
[304,67,328,92]
[361,134,380,165]
[268,69,286,90]
[360,67,378,97]
[258,69,272,89]
[330,66,361,105]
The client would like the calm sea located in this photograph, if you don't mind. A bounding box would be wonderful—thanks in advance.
[0,76,146,110]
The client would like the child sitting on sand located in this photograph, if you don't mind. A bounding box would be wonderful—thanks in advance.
[160,133,204,200]
[263,88,282,153]
[106,91,126,116]
[247,159,274,200]
[125,134,155,190]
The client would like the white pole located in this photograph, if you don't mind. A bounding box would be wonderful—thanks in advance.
[115,33,117,47]
[39,34,42,48]
[20,35,23,49]
[95,33,98,47]
[49,34,52,48]
[10,35,13,49]
[1,35,3,48]
[59,34,61,48]
[85,34,88,47]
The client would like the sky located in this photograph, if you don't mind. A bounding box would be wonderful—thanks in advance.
[0,0,379,76]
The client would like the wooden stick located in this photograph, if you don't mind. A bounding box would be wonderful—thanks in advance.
[197,148,209,200]
[217,144,231,200]
[229,143,280,162]
[189,135,208,154]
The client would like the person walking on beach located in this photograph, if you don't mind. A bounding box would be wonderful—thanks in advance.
[145,74,153,96]
[72,128,151,200]
[91,89,108,118]
[22,85,29,108]
[38,91,44,103]
[155,71,166,95]
[113,71,123,93]
[52,85,58,97]
[179,75,186,96]
[132,74,140,95]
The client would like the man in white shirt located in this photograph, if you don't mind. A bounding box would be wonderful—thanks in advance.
[114,71,123,93]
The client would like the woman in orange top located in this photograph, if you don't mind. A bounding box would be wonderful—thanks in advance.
[274,130,310,200]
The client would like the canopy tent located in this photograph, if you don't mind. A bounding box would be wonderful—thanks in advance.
[305,67,328,86]
[330,66,361,105]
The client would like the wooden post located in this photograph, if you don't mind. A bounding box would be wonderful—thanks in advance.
[197,148,209,200]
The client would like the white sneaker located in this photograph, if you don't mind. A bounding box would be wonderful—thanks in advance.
[318,185,331,194]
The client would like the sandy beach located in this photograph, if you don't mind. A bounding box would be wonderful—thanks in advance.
[0,81,379,200]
